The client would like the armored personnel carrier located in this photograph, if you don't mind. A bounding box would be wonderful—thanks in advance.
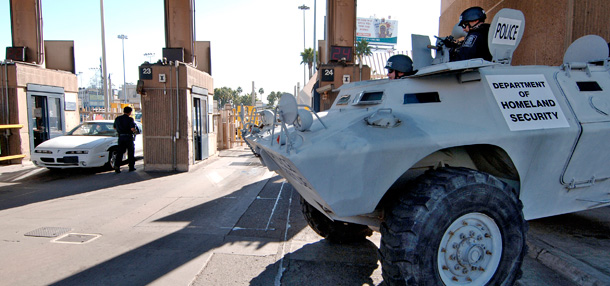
[245,9,610,286]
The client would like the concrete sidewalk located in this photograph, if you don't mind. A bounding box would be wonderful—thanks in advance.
[525,208,610,286]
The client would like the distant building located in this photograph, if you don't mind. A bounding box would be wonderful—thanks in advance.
[78,87,105,109]
[117,84,141,105]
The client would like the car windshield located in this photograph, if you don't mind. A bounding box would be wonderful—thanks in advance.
[68,122,116,136]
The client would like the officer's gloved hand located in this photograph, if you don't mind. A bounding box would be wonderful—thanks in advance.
[440,36,458,48]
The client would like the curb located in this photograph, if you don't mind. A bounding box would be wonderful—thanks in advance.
[526,235,610,286]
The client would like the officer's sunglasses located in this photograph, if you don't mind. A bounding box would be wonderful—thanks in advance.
[460,20,479,29]
[387,69,395,74]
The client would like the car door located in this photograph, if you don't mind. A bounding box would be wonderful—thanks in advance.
[134,122,144,157]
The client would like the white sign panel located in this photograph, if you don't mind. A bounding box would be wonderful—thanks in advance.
[491,17,522,46]
[487,74,570,131]
[356,17,398,45]
[64,93,77,111]
[208,96,214,132]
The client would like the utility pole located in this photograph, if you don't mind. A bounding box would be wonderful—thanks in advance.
[313,0,317,72]
[251,81,256,107]
[298,4,310,88]
[118,34,128,104]
[100,0,109,111]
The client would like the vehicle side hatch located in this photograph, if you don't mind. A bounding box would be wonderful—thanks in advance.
[558,35,610,188]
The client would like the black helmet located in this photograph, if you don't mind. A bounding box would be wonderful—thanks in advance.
[385,54,414,73]
[459,7,486,27]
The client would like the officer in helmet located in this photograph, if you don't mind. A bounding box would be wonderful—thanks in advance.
[450,6,492,62]
[385,54,416,79]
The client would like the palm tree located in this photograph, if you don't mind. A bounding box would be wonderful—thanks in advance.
[354,39,373,80]
[300,48,315,80]
[258,88,264,102]
[354,39,373,66]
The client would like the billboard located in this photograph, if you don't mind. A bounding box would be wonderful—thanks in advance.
[356,17,398,45]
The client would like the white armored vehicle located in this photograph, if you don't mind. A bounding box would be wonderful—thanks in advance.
[246,9,610,286]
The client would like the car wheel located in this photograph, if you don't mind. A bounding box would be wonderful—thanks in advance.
[379,167,527,286]
[301,196,373,244]
[106,148,119,170]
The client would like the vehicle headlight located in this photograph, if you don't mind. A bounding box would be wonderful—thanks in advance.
[35,150,53,154]
[66,150,89,154]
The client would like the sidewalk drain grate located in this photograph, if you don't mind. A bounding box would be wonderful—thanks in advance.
[24,227,71,238]
[53,233,101,244]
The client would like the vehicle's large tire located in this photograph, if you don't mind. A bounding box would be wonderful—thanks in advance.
[379,167,527,286]
[301,197,373,244]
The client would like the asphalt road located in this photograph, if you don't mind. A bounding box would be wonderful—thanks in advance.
[0,148,606,286]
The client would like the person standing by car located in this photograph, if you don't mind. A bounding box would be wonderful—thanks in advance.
[113,106,139,173]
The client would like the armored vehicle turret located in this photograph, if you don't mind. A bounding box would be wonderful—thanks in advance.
[245,9,610,285]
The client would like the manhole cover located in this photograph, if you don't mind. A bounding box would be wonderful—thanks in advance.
[53,233,101,244]
[24,227,71,238]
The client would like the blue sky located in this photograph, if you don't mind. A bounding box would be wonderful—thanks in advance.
[0,0,440,94]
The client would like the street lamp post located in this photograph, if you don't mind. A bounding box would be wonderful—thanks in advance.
[100,0,109,111]
[144,52,155,63]
[313,0,317,73]
[298,4,309,88]
[77,71,83,88]
[118,34,128,104]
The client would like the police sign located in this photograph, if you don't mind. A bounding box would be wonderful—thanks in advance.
[492,17,522,46]
[487,8,526,64]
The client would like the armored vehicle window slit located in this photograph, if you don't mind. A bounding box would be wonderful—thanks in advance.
[336,94,351,105]
[354,91,384,105]
[403,92,441,104]
[576,81,603,92]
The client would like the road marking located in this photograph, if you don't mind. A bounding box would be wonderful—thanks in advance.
[219,226,277,231]
[265,181,285,231]
[275,184,293,286]
[12,167,45,181]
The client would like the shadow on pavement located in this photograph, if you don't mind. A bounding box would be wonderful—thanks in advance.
[251,239,380,286]
[528,206,610,279]
[0,160,176,212]
[47,172,383,285]
[48,175,305,286]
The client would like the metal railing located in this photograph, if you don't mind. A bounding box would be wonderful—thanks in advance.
[0,124,25,161]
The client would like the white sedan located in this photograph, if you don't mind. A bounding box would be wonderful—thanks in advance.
[31,120,143,170]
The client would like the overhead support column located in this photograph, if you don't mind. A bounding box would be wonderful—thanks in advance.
[164,0,195,64]
[315,0,369,112]
[139,0,215,172]
[325,0,356,64]
[9,0,44,65]
[3,0,79,165]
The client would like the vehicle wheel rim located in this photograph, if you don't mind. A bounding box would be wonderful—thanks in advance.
[437,212,502,285]
[110,151,117,169]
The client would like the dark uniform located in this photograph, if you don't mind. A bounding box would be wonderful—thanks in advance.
[113,114,137,172]
[450,23,492,62]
